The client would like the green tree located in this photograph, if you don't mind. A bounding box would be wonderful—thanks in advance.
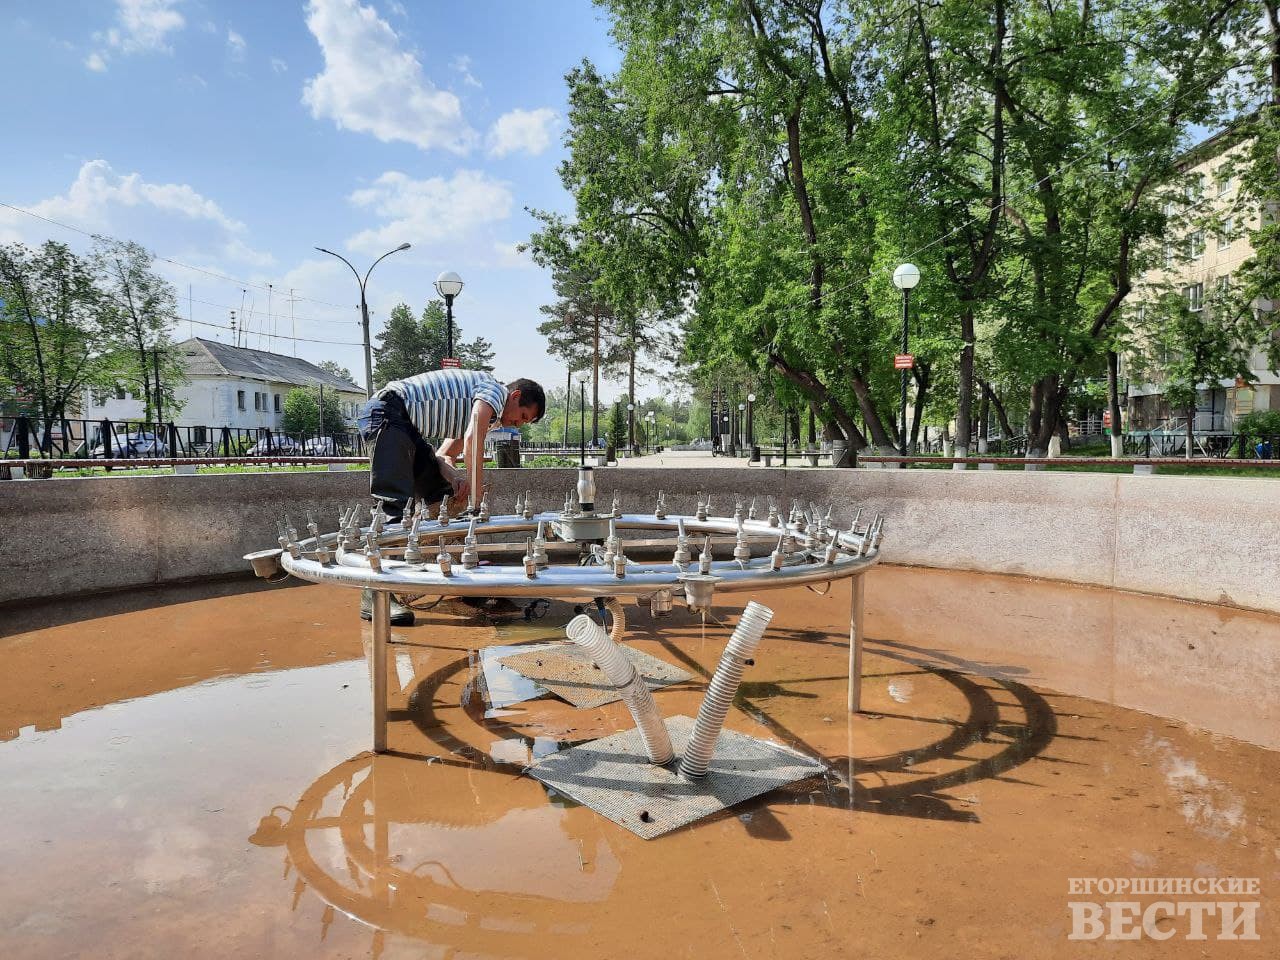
[317,360,356,384]
[0,240,112,423]
[281,386,343,436]
[372,300,494,387]
[93,238,185,422]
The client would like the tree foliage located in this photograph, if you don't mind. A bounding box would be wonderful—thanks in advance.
[372,300,494,387]
[281,386,344,436]
[531,0,1269,456]
[1,241,114,422]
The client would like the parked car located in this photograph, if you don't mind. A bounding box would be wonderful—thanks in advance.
[89,430,168,458]
[304,436,353,456]
[246,435,305,456]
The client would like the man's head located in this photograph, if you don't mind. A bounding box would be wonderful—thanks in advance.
[502,378,545,427]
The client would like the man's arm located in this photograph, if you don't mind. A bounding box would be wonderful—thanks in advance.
[460,397,497,510]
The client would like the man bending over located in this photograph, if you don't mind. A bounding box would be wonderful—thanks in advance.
[358,368,545,622]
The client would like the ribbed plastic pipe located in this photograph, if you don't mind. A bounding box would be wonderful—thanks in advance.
[677,601,774,780]
[602,597,627,644]
[566,614,673,765]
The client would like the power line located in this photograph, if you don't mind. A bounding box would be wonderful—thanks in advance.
[0,199,357,310]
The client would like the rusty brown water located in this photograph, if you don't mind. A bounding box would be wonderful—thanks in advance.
[1,568,1277,958]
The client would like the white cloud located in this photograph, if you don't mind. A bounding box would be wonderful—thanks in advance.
[226,29,246,60]
[87,0,185,70]
[0,160,272,267]
[486,108,557,158]
[302,0,477,154]
[385,0,407,16]
[451,54,481,89]
[270,57,288,74]
[106,0,185,53]
[345,169,512,254]
[491,241,533,269]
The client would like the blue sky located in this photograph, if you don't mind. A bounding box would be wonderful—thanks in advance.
[0,0,656,399]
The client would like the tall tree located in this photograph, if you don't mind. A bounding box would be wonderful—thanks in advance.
[93,238,185,421]
[371,300,493,386]
[317,360,356,384]
[0,241,112,423]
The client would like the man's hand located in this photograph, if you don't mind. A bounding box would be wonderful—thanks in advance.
[438,455,470,503]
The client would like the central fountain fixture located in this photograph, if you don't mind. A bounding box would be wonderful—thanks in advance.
[245,477,885,837]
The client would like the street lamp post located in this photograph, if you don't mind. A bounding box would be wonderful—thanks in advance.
[627,402,636,457]
[892,263,921,458]
[315,242,411,398]
[575,370,591,467]
[737,403,746,457]
[746,393,756,461]
[434,271,464,363]
[645,411,656,453]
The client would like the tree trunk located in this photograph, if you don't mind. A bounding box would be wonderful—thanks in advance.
[591,313,600,444]
[1107,349,1124,457]
[850,372,897,452]
[984,381,1015,443]
[563,368,571,448]
[977,385,990,453]
[954,326,975,463]
[909,362,931,455]
[1186,400,1196,460]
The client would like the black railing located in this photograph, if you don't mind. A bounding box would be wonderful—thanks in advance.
[0,417,366,461]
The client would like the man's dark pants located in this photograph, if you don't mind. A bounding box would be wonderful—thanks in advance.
[360,391,452,523]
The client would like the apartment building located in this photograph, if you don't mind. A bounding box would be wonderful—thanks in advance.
[1126,129,1278,433]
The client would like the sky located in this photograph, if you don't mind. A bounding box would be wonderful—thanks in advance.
[0,0,668,401]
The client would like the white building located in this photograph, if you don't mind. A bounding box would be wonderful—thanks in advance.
[83,338,367,431]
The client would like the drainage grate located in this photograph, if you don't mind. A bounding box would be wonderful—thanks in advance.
[526,715,824,839]
[497,642,694,709]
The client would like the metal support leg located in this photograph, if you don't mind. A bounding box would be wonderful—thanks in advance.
[372,591,390,752]
[848,573,865,714]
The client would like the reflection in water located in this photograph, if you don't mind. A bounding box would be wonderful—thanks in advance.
[250,751,619,955]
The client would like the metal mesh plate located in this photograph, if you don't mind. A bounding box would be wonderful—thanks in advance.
[497,642,694,709]
[526,715,824,839]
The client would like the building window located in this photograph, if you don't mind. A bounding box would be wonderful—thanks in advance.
[237,389,246,411]
[1186,230,1204,260]
[115,385,127,400]
[1163,243,1173,269]
[273,393,281,413]
[1216,171,1233,196]
[254,392,261,411]
[1218,217,1234,250]
[1185,282,1204,312]
[1185,173,1204,202]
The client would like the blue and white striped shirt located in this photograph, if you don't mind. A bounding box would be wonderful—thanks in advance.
[382,369,508,442]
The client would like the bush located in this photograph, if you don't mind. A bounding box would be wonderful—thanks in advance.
[526,455,576,468]
[1235,410,1280,456]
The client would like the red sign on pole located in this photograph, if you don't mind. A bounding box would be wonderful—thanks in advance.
[893,353,915,370]
[441,358,461,368]
[1102,410,1112,428]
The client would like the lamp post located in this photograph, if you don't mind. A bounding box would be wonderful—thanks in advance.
[746,393,756,460]
[575,370,591,467]
[627,402,636,457]
[315,242,411,398]
[434,271,464,363]
[645,410,656,453]
[892,263,921,458]
[737,402,746,457]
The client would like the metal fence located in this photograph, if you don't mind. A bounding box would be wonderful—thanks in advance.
[0,416,366,461]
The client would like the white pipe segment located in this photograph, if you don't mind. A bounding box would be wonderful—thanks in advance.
[678,601,774,780]
[566,614,673,766]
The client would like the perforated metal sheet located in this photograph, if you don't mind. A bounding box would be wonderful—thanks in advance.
[497,642,694,709]
[526,715,824,839]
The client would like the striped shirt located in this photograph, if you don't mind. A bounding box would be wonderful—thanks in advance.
[382,369,508,442]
